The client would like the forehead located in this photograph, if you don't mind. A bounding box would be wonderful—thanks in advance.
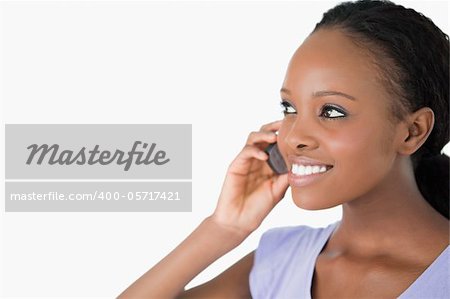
[282,29,385,99]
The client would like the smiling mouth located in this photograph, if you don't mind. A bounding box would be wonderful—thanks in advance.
[290,164,334,176]
[288,163,334,188]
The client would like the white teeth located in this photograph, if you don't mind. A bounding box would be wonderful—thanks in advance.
[305,165,312,175]
[291,164,330,176]
[298,165,305,175]
[312,166,320,174]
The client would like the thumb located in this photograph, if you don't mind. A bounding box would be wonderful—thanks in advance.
[271,173,289,204]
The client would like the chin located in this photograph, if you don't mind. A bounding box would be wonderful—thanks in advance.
[291,188,341,210]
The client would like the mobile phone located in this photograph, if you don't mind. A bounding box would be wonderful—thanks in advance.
[264,142,288,174]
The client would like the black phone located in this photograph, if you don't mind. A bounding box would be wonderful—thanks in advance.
[264,142,288,174]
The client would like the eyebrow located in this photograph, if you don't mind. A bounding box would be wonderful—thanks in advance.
[280,87,356,101]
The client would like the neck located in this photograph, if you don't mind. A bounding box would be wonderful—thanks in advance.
[332,156,449,258]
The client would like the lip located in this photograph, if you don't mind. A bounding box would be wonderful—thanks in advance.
[287,155,333,167]
[287,155,334,188]
[288,166,334,188]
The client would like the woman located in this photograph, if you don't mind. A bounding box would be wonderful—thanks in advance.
[119,0,449,298]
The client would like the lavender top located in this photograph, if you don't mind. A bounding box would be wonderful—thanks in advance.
[249,221,449,298]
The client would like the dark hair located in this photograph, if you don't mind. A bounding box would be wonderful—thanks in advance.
[313,0,449,219]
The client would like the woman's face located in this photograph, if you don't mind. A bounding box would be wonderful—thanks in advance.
[278,29,402,210]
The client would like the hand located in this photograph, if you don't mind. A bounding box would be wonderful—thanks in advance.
[211,120,290,237]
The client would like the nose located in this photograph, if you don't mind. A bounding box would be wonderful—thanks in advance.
[283,118,319,152]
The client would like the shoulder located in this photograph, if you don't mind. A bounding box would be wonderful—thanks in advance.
[256,225,316,254]
[253,221,338,270]
[249,221,339,298]
[399,246,450,298]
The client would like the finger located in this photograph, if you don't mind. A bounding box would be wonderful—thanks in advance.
[237,145,269,163]
[259,119,284,132]
[270,173,290,205]
[229,145,268,173]
[246,131,277,146]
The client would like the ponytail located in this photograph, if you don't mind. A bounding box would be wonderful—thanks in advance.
[414,153,449,219]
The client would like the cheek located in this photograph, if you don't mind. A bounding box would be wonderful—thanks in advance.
[324,125,395,201]
[327,122,395,188]
[286,122,396,209]
[333,123,395,169]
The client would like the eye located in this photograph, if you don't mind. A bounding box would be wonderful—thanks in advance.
[280,100,296,115]
[320,104,347,119]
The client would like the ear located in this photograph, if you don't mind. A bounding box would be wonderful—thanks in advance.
[397,107,434,155]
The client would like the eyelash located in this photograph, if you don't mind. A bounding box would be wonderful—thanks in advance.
[280,100,347,120]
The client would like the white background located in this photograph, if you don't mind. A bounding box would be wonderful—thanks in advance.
[1,0,448,297]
